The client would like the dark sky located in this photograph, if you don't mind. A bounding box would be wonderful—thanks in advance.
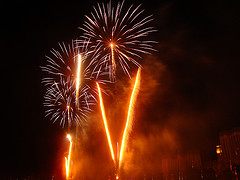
[1,0,240,178]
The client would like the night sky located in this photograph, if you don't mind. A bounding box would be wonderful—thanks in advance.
[1,0,240,178]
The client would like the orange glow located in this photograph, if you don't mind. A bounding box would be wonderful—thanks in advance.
[216,145,222,155]
[76,54,82,103]
[110,43,116,79]
[119,68,141,166]
[96,82,115,162]
[65,134,73,179]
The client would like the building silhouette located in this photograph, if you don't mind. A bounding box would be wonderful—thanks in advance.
[162,153,202,180]
[219,127,240,166]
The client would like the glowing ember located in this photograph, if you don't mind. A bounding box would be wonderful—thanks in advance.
[65,134,73,179]
[96,82,115,162]
[119,68,141,167]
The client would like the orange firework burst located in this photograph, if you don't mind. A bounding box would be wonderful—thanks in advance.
[65,134,73,179]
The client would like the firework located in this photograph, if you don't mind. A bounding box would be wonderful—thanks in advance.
[42,41,108,127]
[44,76,95,127]
[65,134,73,179]
[96,82,115,162]
[119,68,141,167]
[79,1,156,79]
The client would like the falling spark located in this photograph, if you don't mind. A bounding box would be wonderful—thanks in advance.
[119,68,141,167]
[76,54,82,103]
[65,134,73,179]
[96,82,115,162]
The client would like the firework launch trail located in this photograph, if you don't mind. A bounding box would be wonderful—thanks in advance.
[97,68,141,177]
[65,134,73,179]
[110,43,116,81]
[119,68,141,167]
[96,82,115,162]
[76,54,82,104]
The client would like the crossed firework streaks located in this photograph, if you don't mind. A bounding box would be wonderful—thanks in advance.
[97,68,141,172]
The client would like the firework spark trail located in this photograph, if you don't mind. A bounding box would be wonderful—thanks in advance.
[96,82,115,162]
[119,68,141,167]
[76,54,82,104]
[79,1,156,78]
[67,105,70,129]
[65,134,73,179]
[110,43,116,81]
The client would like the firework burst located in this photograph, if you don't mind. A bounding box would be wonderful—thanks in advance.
[79,0,157,79]
[41,41,105,127]
[41,40,108,87]
[43,76,95,127]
